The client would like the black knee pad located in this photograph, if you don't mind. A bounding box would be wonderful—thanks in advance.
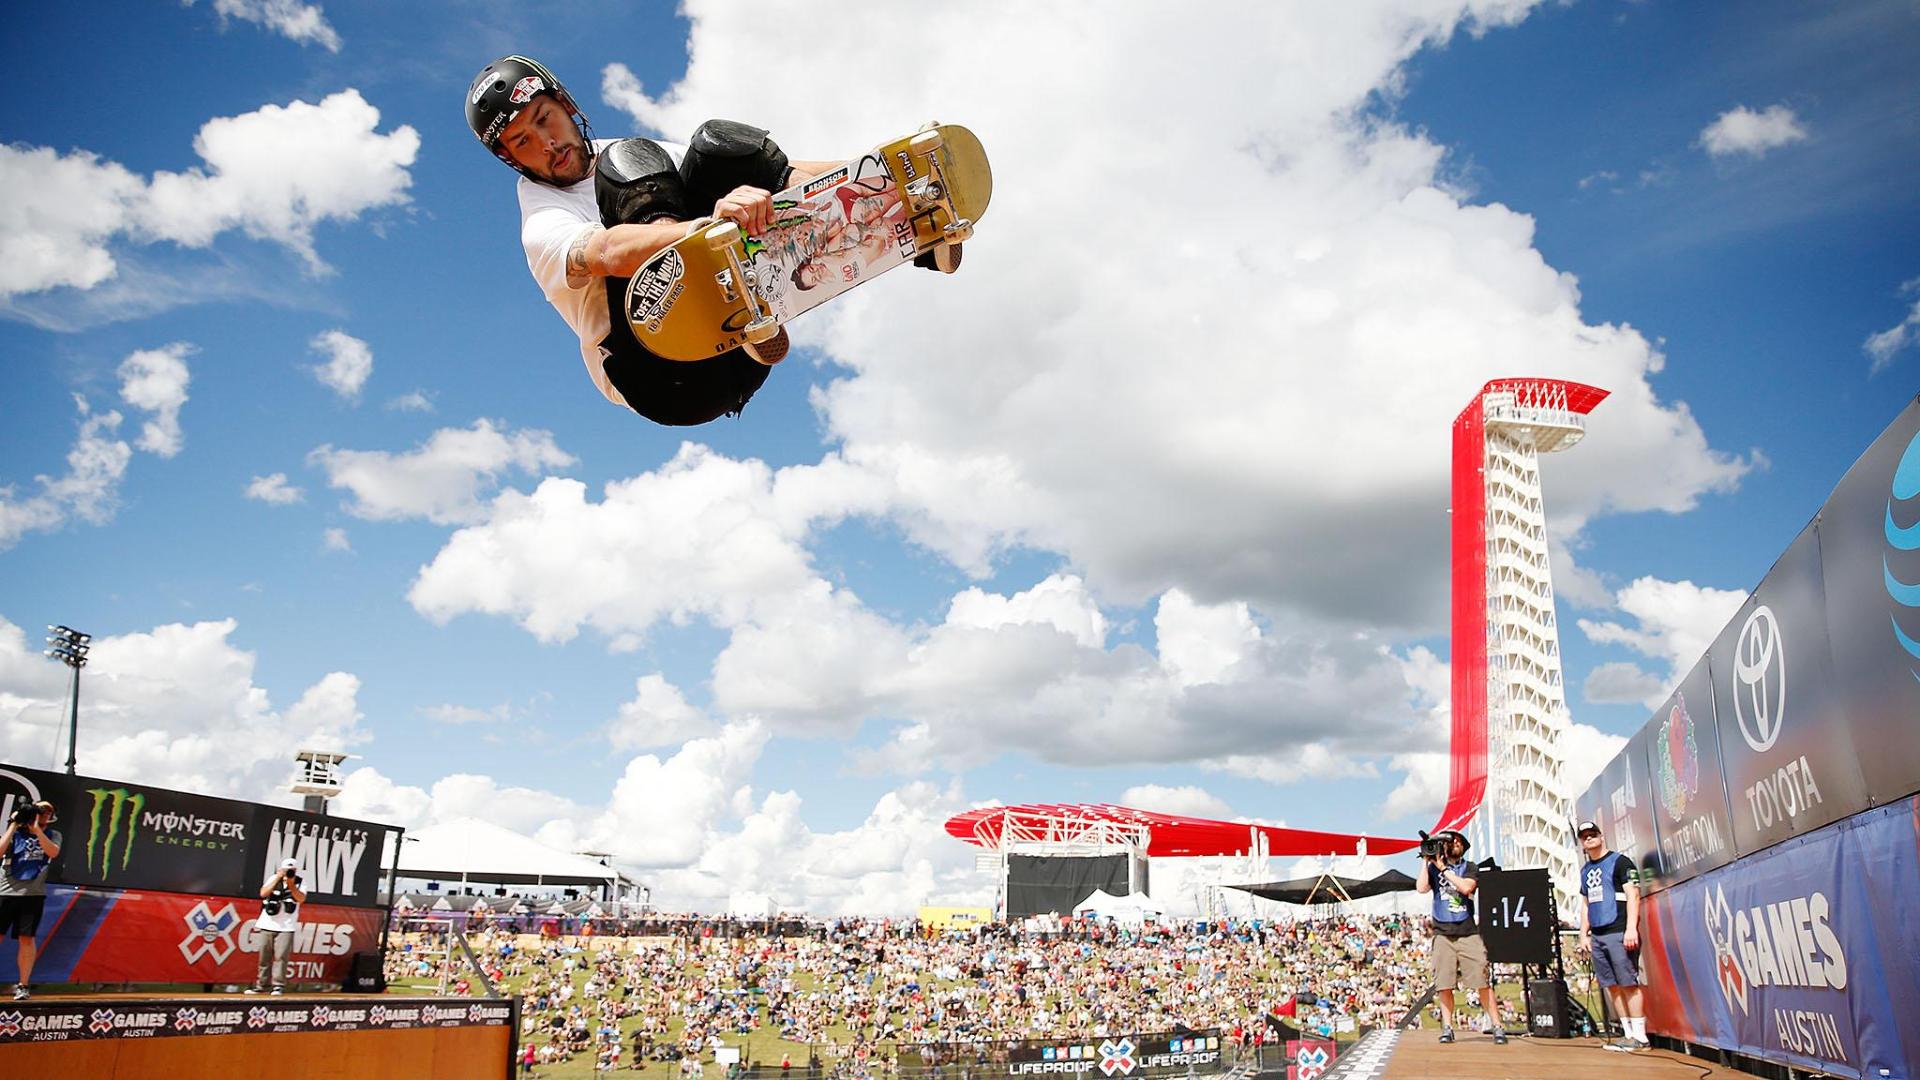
[596,137,690,226]
[679,120,791,209]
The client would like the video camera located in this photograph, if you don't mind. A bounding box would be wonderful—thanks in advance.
[9,802,45,829]
[1417,829,1467,860]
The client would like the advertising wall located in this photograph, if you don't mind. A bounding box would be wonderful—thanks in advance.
[1636,799,1920,1079]
[1573,398,1920,1074]
[900,1030,1222,1078]
[0,763,396,907]
[1577,397,1920,878]
[0,884,384,986]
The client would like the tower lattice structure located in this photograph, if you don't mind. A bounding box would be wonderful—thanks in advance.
[1451,379,1607,906]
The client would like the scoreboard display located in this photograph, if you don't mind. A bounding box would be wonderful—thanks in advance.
[1477,867,1555,964]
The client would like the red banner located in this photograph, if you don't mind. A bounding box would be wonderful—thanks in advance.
[0,884,383,986]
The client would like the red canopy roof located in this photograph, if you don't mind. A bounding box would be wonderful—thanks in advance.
[943,803,1418,858]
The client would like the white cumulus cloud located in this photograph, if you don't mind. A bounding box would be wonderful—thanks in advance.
[0,614,368,801]
[246,472,304,504]
[309,329,373,401]
[117,343,193,458]
[310,420,576,525]
[1864,278,1920,375]
[190,0,343,51]
[1,90,415,299]
[1577,576,1748,702]
[1698,104,1808,158]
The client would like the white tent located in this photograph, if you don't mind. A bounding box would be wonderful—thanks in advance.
[1075,889,1166,925]
[394,818,625,892]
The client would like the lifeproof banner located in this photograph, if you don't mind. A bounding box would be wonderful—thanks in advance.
[0,884,384,986]
[1638,798,1920,1079]
[0,763,395,907]
[902,1030,1221,1077]
[0,994,515,1045]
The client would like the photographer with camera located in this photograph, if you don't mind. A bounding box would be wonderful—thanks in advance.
[1413,829,1506,1046]
[247,858,306,995]
[0,799,62,1001]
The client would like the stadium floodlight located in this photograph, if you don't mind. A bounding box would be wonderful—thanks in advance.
[43,624,91,775]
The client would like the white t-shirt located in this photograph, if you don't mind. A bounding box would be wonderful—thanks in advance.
[516,139,687,409]
[257,873,302,933]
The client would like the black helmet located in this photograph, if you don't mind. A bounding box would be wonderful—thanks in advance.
[466,55,592,181]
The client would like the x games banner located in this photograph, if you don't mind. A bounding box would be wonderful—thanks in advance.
[1637,800,1920,1079]
[0,763,395,907]
[0,884,386,986]
[0,993,515,1046]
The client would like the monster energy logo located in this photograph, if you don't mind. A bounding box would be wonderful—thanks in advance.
[85,787,146,879]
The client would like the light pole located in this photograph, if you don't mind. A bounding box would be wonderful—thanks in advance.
[44,624,91,775]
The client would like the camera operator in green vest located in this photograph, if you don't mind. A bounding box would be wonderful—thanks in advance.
[1414,829,1507,1045]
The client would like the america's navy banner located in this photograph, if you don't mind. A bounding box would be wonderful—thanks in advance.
[0,763,395,907]
[1638,798,1920,1079]
[0,884,384,987]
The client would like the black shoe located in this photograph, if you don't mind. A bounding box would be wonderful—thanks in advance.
[1437,1028,1454,1044]
[1492,1030,1508,1045]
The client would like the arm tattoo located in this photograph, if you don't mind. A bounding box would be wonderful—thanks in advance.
[565,227,598,288]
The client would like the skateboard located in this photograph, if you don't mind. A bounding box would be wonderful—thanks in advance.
[622,123,990,362]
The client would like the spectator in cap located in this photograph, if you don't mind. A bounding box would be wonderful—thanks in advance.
[1576,820,1647,1051]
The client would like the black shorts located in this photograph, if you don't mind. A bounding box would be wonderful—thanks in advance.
[1,894,47,939]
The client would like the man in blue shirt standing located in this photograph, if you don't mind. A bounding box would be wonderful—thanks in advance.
[1414,829,1506,1045]
[1577,819,1648,1051]
[0,799,62,1001]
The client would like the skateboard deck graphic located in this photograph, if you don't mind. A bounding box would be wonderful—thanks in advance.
[624,124,990,361]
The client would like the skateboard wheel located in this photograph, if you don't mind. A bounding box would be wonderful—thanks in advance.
[910,130,944,158]
[704,221,741,251]
[944,221,974,244]
[918,119,941,133]
[745,317,780,344]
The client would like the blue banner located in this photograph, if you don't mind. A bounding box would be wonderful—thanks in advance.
[1640,799,1920,1078]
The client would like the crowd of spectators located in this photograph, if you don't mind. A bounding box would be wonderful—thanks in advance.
[388,912,1436,1075]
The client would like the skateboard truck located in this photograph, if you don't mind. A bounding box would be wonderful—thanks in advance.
[702,221,780,345]
[907,128,974,247]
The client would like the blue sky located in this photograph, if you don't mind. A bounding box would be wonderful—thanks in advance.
[2,0,1915,913]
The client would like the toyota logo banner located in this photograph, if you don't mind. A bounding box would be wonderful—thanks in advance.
[1704,525,1869,860]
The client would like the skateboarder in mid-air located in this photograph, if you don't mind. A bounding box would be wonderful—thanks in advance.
[467,55,959,427]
